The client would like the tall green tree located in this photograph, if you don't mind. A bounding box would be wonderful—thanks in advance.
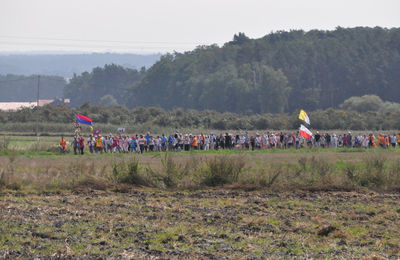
[64,64,145,106]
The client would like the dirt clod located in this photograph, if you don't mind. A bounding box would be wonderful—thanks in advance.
[318,225,337,236]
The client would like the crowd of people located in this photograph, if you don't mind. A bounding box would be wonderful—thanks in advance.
[59,131,400,154]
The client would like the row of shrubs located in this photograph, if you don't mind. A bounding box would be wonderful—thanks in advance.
[110,154,246,189]
[1,153,399,192]
[109,154,400,191]
[2,102,400,131]
[0,154,246,191]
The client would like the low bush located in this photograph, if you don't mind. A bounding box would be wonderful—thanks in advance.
[257,165,283,187]
[0,136,9,152]
[0,171,5,189]
[160,153,179,188]
[201,156,246,186]
[72,175,110,191]
[358,155,387,188]
[111,158,152,186]
[160,153,192,188]
[4,103,400,132]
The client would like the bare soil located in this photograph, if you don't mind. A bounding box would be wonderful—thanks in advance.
[1,189,399,259]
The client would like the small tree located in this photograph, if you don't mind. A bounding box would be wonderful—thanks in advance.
[100,95,118,107]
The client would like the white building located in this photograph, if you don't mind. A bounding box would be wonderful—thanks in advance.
[0,99,70,112]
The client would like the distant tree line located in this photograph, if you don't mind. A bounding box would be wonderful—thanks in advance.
[2,95,400,131]
[0,75,65,102]
[64,64,146,106]
[0,53,160,78]
[63,27,400,114]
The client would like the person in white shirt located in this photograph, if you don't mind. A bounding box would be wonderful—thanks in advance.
[390,134,397,148]
[362,135,368,148]
[204,136,210,151]
[331,134,338,148]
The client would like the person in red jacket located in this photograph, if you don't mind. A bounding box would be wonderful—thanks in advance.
[79,135,85,155]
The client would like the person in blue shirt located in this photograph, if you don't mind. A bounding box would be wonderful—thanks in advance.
[130,137,136,153]
[145,132,151,152]
[161,134,167,151]
[168,135,175,151]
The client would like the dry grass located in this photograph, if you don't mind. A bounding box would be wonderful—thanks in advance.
[1,151,400,192]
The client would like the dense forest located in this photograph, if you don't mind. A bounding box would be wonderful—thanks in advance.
[64,64,146,106]
[64,27,400,113]
[0,75,66,101]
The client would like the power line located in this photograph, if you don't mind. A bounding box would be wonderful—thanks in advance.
[0,40,193,50]
[0,35,215,46]
[0,77,66,84]
[0,78,36,83]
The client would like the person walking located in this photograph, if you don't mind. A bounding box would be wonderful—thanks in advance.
[95,135,103,153]
[139,135,146,154]
[87,134,95,153]
[79,135,85,155]
[72,136,78,155]
[59,136,66,154]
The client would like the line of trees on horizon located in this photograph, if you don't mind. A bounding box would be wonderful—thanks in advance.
[2,95,400,131]
[0,75,66,102]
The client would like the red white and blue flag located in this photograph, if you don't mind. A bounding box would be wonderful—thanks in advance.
[76,114,93,126]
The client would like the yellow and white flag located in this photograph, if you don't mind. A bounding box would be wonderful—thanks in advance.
[299,109,310,125]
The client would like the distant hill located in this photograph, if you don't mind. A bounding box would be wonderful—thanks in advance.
[0,53,161,78]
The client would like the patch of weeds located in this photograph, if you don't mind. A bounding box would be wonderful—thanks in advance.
[111,158,151,186]
[73,175,110,191]
[155,230,176,244]
[0,171,5,189]
[0,152,21,190]
[258,165,283,187]
[344,162,357,183]
[160,152,190,188]
[201,156,246,186]
[310,244,334,254]
[346,226,368,236]
[0,136,10,152]
[265,218,281,226]
[309,156,332,180]
[388,159,400,187]
[286,241,304,255]
[293,157,308,178]
[358,155,387,188]
[5,182,21,191]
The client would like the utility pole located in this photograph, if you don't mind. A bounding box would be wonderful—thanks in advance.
[36,75,40,137]
[253,70,256,88]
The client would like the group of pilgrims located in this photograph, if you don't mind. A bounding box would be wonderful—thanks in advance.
[60,131,400,154]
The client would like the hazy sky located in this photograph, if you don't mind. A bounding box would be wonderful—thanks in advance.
[0,0,399,53]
